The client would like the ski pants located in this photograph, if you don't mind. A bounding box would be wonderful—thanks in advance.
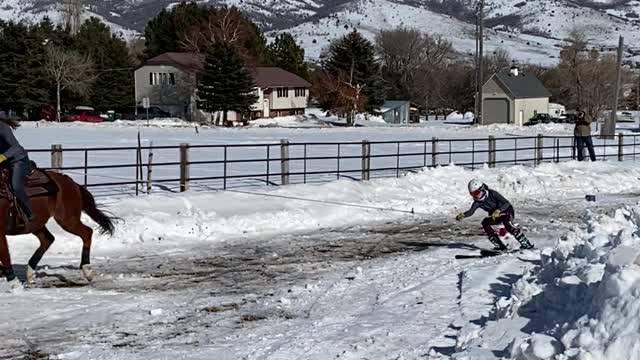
[481,206,518,237]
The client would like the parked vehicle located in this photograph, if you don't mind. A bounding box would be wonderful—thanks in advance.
[62,108,103,123]
[524,113,551,126]
[113,106,172,120]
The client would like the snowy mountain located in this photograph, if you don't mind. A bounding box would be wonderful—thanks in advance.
[4,0,640,64]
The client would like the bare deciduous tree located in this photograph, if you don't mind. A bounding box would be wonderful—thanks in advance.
[45,46,96,121]
[556,29,625,122]
[180,7,244,53]
[312,71,367,125]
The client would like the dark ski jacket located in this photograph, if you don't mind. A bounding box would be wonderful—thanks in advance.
[463,188,512,218]
[0,121,27,163]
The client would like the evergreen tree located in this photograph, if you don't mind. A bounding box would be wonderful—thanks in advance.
[143,2,208,59]
[322,30,386,112]
[267,33,309,80]
[0,21,50,115]
[197,43,258,125]
[74,17,134,111]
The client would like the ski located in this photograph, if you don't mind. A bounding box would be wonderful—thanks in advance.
[455,248,522,259]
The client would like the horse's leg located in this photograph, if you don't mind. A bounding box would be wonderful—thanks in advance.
[26,227,55,285]
[0,233,14,281]
[55,217,95,281]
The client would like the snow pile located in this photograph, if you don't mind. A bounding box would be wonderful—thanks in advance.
[30,118,199,128]
[249,115,327,128]
[506,205,640,359]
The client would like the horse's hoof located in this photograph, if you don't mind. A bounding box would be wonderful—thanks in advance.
[81,265,95,282]
[6,278,23,293]
[26,266,36,285]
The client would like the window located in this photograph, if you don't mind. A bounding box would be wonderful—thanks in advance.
[148,72,177,86]
[295,88,306,97]
[277,88,289,98]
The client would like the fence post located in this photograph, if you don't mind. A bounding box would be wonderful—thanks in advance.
[488,136,496,168]
[361,140,370,181]
[179,143,189,192]
[536,134,544,165]
[431,137,438,167]
[280,139,290,185]
[147,141,154,194]
[51,144,63,173]
[619,133,624,161]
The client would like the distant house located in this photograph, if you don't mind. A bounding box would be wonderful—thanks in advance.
[381,101,410,124]
[481,66,551,126]
[134,52,311,123]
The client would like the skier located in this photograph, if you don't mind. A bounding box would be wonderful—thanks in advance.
[455,179,534,251]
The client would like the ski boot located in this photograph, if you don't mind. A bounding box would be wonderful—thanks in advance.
[488,234,508,251]
[514,231,534,250]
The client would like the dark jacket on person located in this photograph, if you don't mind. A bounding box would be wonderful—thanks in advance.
[463,188,512,218]
[0,121,27,163]
[574,114,592,137]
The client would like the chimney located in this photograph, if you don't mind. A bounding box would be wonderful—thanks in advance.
[509,66,519,76]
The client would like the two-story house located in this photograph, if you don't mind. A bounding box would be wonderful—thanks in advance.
[134,52,311,123]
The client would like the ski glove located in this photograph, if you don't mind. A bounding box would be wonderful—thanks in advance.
[455,213,465,221]
[491,210,501,220]
[0,154,6,164]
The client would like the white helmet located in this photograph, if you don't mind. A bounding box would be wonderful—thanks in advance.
[468,179,486,200]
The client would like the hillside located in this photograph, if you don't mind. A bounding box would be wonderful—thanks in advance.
[2,0,640,64]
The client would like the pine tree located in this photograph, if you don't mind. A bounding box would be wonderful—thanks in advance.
[267,33,309,80]
[143,2,208,59]
[0,21,50,115]
[74,17,134,111]
[197,43,258,125]
[322,30,386,113]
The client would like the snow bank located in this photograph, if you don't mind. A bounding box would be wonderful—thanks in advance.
[499,205,640,359]
[12,161,640,263]
[28,118,198,128]
[249,115,328,128]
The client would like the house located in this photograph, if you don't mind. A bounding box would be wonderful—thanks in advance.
[134,52,311,123]
[481,66,551,126]
[381,101,410,124]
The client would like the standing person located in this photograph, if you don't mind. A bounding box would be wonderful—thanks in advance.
[0,119,33,227]
[456,179,534,251]
[574,110,596,162]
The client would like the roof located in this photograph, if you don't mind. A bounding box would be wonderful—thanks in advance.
[251,67,311,88]
[381,100,410,113]
[143,52,311,88]
[144,52,205,73]
[489,71,551,99]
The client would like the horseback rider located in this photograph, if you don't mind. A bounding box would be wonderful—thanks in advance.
[0,119,33,224]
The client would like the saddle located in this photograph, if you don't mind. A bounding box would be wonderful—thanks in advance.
[0,161,59,233]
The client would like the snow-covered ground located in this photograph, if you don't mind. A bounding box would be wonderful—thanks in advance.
[2,161,640,359]
[2,121,640,358]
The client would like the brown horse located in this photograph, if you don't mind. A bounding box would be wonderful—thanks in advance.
[0,166,115,288]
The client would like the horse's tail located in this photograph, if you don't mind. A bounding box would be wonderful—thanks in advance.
[78,184,116,236]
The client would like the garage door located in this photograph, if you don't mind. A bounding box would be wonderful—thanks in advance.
[483,98,509,125]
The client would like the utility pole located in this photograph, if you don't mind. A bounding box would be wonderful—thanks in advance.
[601,36,623,139]
[475,0,485,125]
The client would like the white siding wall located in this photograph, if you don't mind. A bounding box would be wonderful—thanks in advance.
[514,98,549,126]
[268,87,308,110]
